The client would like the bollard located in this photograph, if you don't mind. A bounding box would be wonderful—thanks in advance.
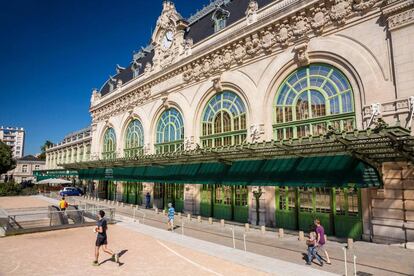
[343,247,348,276]
[232,227,236,249]
[187,214,191,220]
[121,203,124,207]
[162,209,166,215]
[347,238,354,249]
[298,231,304,241]
[155,208,159,214]
[353,255,357,276]
[117,202,120,207]
[245,223,249,232]
[181,221,184,236]
[279,228,284,238]
[261,225,266,234]
[220,219,225,227]
[208,217,213,224]
[243,233,247,252]
[197,216,202,223]
[177,212,181,219]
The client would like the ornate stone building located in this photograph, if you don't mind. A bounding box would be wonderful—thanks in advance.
[45,127,92,169]
[57,0,414,244]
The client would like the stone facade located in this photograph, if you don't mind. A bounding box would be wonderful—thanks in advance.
[1,155,45,183]
[65,0,414,243]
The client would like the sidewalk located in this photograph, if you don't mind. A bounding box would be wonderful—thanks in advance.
[46,195,414,276]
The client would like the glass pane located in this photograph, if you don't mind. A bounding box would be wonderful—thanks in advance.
[315,188,331,213]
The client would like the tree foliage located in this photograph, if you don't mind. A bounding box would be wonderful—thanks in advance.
[38,140,54,161]
[0,141,15,174]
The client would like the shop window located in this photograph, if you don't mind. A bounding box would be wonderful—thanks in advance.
[154,183,163,200]
[279,187,296,210]
[215,185,223,204]
[235,185,248,206]
[347,187,359,216]
[315,187,331,213]
[175,185,184,200]
[299,187,313,212]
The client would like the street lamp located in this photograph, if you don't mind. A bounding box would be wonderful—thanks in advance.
[252,186,263,226]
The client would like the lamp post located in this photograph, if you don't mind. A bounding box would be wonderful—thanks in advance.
[252,186,263,226]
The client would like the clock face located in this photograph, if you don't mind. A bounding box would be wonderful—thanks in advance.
[162,31,173,49]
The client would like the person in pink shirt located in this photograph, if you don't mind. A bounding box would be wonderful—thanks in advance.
[315,219,331,264]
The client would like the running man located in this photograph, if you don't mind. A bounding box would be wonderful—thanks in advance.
[167,203,175,231]
[93,210,119,266]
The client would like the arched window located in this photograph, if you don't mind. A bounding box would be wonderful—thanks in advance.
[273,64,355,140]
[124,119,144,158]
[155,108,184,154]
[201,91,247,148]
[102,128,116,159]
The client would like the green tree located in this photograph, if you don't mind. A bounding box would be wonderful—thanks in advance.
[38,140,54,161]
[0,141,16,174]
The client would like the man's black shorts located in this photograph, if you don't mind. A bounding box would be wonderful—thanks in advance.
[95,235,107,246]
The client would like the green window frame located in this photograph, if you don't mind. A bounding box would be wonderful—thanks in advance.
[124,119,144,158]
[201,91,247,148]
[102,128,116,160]
[279,187,297,211]
[235,185,248,206]
[155,108,184,154]
[335,187,360,216]
[273,64,356,140]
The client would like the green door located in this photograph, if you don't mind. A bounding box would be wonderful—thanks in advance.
[213,185,232,220]
[164,183,175,210]
[154,183,164,209]
[136,183,143,205]
[127,183,137,204]
[107,181,116,201]
[200,184,213,217]
[234,185,248,223]
[333,187,362,239]
[275,187,298,230]
[298,187,333,235]
[175,184,184,213]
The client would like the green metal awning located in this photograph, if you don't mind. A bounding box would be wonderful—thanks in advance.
[77,155,380,187]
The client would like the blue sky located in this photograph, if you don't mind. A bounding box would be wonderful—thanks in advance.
[0,0,210,155]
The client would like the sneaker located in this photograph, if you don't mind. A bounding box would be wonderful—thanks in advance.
[306,262,311,265]
[114,253,119,263]
[92,261,99,266]
[319,262,324,267]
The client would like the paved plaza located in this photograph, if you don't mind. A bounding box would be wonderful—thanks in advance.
[1,195,414,275]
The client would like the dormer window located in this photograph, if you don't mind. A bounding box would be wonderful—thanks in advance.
[212,7,230,32]
[132,61,142,78]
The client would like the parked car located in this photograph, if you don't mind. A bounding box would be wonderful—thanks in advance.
[59,187,83,197]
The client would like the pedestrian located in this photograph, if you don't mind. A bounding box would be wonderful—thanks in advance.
[167,203,175,231]
[145,192,151,209]
[306,231,323,266]
[59,197,68,212]
[314,219,331,264]
[93,210,119,266]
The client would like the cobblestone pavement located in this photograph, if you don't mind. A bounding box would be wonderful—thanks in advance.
[38,195,414,275]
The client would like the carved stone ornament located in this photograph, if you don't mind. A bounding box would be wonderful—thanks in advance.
[246,0,259,25]
[234,42,246,63]
[276,23,292,47]
[293,15,310,37]
[212,76,223,92]
[353,0,376,12]
[293,41,310,66]
[183,65,193,82]
[91,88,101,105]
[250,124,265,142]
[192,62,202,80]
[311,7,328,34]
[144,63,152,74]
[222,47,233,68]
[330,0,352,24]
[202,59,212,76]
[211,53,222,72]
[161,96,170,110]
[260,28,275,51]
[246,34,261,55]
[184,38,193,56]
[184,136,195,150]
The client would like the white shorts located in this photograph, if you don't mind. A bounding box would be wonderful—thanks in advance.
[168,218,174,224]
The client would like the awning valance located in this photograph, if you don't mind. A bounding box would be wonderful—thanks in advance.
[77,155,381,187]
